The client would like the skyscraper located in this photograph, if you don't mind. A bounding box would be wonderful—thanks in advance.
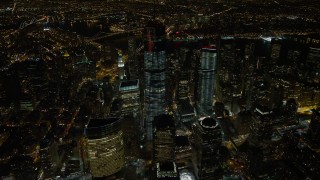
[144,21,166,140]
[128,37,139,79]
[192,116,223,179]
[153,114,175,162]
[84,118,124,178]
[119,79,140,116]
[198,47,217,114]
[117,49,125,79]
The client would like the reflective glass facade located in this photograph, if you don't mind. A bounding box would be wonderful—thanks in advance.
[144,24,166,140]
[198,48,217,112]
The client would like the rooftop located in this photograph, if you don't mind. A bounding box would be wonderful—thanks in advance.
[158,162,175,172]
[154,114,175,130]
[119,79,139,91]
[199,116,219,129]
[202,45,217,51]
[87,118,119,128]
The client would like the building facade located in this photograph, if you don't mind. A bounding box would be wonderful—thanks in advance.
[119,79,140,116]
[144,21,167,140]
[192,116,222,179]
[153,114,176,162]
[198,47,217,114]
[84,118,124,178]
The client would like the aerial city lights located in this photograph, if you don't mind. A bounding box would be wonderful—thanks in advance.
[0,0,320,179]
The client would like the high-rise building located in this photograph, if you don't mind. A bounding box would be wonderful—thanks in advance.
[144,21,166,140]
[153,114,175,162]
[119,79,140,116]
[248,104,275,146]
[175,48,193,100]
[175,136,192,164]
[117,49,125,79]
[198,47,217,114]
[177,75,190,100]
[62,159,83,179]
[192,116,222,179]
[84,118,124,178]
[128,37,139,79]
[177,99,195,123]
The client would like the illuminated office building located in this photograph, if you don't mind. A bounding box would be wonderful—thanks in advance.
[177,78,190,100]
[144,21,166,140]
[198,47,217,113]
[119,79,140,116]
[84,118,124,178]
[128,37,139,79]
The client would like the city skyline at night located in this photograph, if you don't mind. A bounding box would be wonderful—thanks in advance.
[0,0,320,180]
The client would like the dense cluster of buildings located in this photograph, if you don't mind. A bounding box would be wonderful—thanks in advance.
[0,0,320,180]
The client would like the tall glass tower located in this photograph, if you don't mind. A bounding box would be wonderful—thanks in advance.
[144,21,166,140]
[198,47,217,113]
